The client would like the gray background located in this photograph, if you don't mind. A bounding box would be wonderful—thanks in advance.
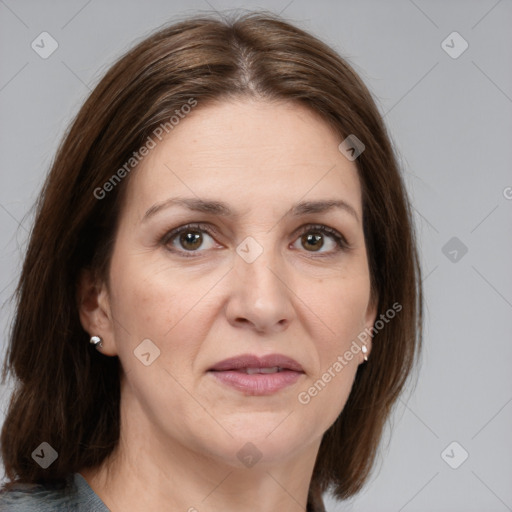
[1,0,511,510]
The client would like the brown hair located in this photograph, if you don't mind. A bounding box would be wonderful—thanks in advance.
[0,10,422,506]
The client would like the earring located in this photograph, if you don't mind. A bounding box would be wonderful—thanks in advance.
[90,335,103,349]
[361,344,368,362]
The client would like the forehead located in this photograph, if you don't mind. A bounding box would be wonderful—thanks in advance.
[125,99,362,219]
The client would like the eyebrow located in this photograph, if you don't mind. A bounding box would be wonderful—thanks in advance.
[142,197,359,223]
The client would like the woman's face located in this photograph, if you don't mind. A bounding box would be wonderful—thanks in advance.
[89,99,376,468]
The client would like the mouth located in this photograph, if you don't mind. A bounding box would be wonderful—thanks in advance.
[231,366,287,374]
[208,353,305,396]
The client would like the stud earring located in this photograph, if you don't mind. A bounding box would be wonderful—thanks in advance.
[361,344,368,362]
[90,335,103,349]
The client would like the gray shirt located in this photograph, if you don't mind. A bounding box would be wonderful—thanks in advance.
[0,473,110,511]
[0,474,325,511]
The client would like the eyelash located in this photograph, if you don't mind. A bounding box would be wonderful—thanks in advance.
[160,222,350,258]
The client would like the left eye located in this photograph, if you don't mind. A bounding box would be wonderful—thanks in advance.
[291,224,348,254]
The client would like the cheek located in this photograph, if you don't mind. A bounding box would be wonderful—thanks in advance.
[294,272,370,418]
[303,270,372,347]
[107,259,212,430]
[108,249,202,335]
[107,252,224,376]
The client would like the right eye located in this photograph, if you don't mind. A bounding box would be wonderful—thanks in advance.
[160,223,219,257]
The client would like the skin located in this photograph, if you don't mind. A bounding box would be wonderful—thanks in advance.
[78,98,377,512]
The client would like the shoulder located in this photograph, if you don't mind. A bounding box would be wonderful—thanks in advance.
[0,473,109,512]
[0,481,72,511]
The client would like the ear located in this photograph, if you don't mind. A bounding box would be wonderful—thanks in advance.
[76,268,118,356]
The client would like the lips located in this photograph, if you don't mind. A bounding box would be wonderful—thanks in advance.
[208,353,305,396]
[208,353,304,373]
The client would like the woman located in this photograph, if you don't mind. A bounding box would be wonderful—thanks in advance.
[0,11,422,512]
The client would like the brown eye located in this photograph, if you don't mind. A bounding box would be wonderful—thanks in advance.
[162,223,218,256]
[292,224,348,256]
[178,230,203,251]
[301,232,324,252]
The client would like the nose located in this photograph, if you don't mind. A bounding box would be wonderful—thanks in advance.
[224,239,295,335]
